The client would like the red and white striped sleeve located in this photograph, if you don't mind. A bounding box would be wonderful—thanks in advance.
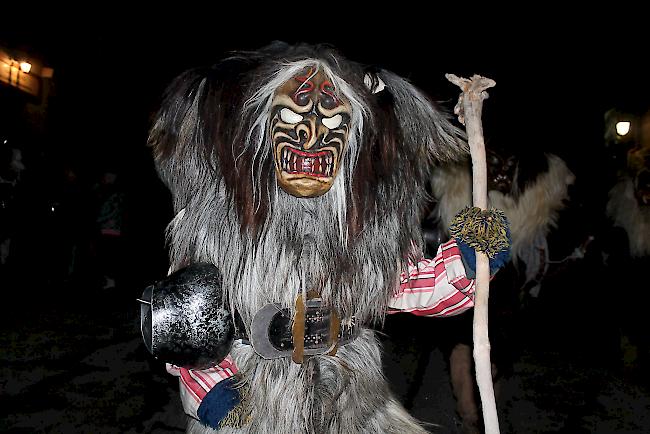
[387,239,475,317]
[166,355,238,420]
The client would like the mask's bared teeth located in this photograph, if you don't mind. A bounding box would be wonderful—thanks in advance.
[279,148,336,176]
[302,157,312,173]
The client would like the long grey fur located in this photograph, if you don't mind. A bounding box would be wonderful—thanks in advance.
[148,42,465,433]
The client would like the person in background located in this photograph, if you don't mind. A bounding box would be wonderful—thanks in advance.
[406,144,575,434]
[0,138,26,270]
[92,168,126,290]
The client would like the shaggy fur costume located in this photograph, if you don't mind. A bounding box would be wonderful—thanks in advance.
[148,42,466,433]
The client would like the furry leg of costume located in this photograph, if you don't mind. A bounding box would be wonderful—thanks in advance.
[187,333,428,434]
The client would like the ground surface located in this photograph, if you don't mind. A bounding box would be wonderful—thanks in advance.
[2,282,649,434]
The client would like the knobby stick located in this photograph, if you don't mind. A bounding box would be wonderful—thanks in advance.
[446,73,499,434]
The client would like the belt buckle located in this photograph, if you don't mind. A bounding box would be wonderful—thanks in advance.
[292,292,340,364]
[250,292,343,362]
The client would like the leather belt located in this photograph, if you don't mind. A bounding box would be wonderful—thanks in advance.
[250,294,357,363]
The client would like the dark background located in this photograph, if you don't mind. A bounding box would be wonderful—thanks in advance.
[4,14,648,183]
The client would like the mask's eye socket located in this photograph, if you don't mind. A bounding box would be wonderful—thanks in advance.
[322,114,342,130]
[280,108,303,124]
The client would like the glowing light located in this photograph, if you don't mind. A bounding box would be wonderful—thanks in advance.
[19,62,32,73]
[616,121,631,136]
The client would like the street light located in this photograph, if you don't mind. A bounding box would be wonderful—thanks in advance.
[19,61,31,74]
[616,121,631,136]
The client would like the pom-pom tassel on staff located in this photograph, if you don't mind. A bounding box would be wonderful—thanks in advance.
[446,73,500,434]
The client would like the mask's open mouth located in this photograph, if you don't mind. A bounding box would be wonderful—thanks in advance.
[279,147,335,178]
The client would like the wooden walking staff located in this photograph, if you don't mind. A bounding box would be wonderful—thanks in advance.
[446,73,500,434]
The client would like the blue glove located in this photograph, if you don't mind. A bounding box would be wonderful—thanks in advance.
[197,377,242,429]
[456,235,511,279]
[449,206,511,278]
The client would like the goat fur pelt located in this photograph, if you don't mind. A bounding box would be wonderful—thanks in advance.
[148,42,466,433]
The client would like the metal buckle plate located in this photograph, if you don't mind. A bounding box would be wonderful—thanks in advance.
[250,297,356,362]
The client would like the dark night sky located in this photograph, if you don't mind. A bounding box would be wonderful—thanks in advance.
[2,13,648,181]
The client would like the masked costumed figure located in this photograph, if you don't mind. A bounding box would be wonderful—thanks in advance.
[139,42,510,433]
[0,142,25,268]
[414,145,574,433]
[604,108,650,259]
[602,107,650,382]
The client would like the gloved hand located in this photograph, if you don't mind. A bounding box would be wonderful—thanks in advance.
[198,376,248,429]
[449,206,511,278]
